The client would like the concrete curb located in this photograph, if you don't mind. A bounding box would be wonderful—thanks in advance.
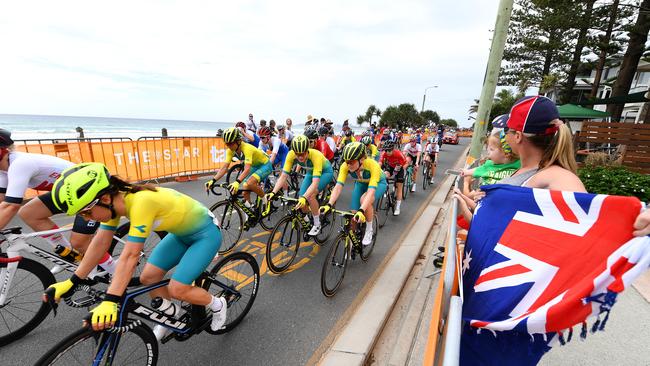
[318,149,467,366]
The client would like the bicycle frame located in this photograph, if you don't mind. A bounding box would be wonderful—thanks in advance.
[1,227,114,306]
[0,227,121,307]
[87,273,242,365]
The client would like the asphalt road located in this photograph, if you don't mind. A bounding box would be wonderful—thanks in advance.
[2,139,468,365]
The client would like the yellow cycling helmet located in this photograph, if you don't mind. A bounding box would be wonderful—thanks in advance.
[52,162,112,215]
[342,142,366,161]
[291,135,309,154]
[223,127,242,143]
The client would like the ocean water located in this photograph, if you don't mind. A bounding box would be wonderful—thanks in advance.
[0,114,365,141]
[0,114,232,140]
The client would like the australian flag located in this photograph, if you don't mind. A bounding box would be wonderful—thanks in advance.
[460,184,650,366]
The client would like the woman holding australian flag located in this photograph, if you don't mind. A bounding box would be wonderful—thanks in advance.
[460,96,650,365]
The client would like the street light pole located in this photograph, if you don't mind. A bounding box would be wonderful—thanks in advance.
[421,85,438,112]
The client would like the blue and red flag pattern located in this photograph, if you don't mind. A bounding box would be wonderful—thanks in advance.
[461,184,650,364]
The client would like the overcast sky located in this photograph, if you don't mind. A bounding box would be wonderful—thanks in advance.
[0,0,502,128]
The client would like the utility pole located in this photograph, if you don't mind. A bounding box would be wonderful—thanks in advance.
[468,0,514,163]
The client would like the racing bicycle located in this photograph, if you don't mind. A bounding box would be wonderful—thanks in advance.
[35,251,259,366]
[320,210,378,297]
[208,183,289,253]
[375,178,397,228]
[0,224,163,347]
[265,195,335,274]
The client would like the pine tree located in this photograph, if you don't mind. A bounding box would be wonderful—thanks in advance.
[607,0,650,120]
[500,0,579,88]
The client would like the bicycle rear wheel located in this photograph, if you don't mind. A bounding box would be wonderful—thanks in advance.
[320,233,349,297]
[360,216,378,261]
[205,251,260,334]
[210,200,244,254]
[0,257,55,347]
[376,192,389,228]
[35,322,158,366]
[422,164,429,190]
[266,215,301,274]
[314,209,335,245]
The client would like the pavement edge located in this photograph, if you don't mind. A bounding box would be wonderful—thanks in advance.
[315,147,468,366]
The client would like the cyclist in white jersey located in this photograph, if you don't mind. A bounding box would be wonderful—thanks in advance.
[423,137,439,184]
[402,137,422,192]
[0,128,116,272]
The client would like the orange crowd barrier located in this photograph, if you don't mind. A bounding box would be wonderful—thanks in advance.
[15,136,228,183]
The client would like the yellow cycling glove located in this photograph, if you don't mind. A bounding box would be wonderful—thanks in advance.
[45,274,81,302]
[228,180,241,194]
[90,293,121,330]
[295,196,307,209]
[353,209,366,223]
[320,203,333,215]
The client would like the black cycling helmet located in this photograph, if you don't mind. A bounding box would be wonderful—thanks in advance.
[291,135,309,153]
[304,126,319,140]
[216,129,224,137]
[318,126,329,136]
[382,140,395,151]
[342,142,366,161]
[0,128,14,148]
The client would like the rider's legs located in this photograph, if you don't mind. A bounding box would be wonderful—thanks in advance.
[144,219,226,334]
[21,193,116,270]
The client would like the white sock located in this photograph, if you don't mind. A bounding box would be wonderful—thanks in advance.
[98,253,118,274]
[366,220,374,233]
[313,214,321,226]
[42,228,72,250]
[209,295,223,312]
[244,201,252,208]
[396,200,401,208]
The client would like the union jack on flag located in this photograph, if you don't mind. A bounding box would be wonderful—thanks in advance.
[460,184,650,365]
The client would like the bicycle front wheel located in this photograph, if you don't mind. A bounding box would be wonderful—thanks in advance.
[0,257,55,347]
[320,233,349,297]
[225,163,244,184]
[205,251,260,334]
[259,198,290,231]
[210,200,244,254]
[110,224,167,277]
[266,215,301,274]
[35,323,158,366]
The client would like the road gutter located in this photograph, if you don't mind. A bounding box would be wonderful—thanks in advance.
[315,147,468,366]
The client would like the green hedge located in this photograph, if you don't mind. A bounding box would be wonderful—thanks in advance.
[578,165,650,202]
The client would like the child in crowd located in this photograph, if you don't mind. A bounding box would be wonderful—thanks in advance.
[456,129,520,224]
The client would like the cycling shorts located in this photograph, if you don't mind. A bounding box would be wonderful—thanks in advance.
[38,191,100,235]
[384,166,405,183]
[426,152,437,161]
[245,161,273,182]
[299,168,334,196]
[350,180,387,211]
[147,216,222,285]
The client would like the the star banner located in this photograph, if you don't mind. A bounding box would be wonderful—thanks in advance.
[460,184,650,365]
